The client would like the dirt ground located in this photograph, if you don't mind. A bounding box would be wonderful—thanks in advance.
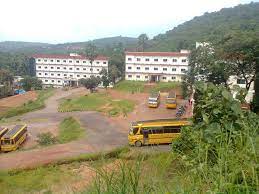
[0,87,192,170]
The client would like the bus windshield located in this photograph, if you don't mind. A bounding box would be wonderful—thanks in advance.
[166,99,176,104]
[129,126,139,135]
[1,139,11,145]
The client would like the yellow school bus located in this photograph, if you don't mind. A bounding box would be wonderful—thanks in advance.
[148,91,160,108]
[128,119,190,146]
[0,127,9,151]
[166,91,177,109]
[0,124,28,152]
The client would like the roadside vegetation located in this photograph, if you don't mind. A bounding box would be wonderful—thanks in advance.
[0,88,54,119]
[58,92,135,117]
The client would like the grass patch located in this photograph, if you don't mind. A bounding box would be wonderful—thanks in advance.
[0,89,54,119]
[150,82,181,93]
[113,80,145,93]
[58,93,135,117]
[58,117,85,143]
[0,147,130,194]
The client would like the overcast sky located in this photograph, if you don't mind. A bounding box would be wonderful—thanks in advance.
[0,0,255,44]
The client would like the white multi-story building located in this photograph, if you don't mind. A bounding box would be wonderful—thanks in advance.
[125,50,190,82]
[33,53,109,87]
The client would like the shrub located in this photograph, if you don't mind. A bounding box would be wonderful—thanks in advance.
[172,82,259,193]
[37,132,57,146]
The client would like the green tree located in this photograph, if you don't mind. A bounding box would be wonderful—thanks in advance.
[217,32,259,91]
[108,65,121,85]
[79,76,101,93]
[20,76,42,91]
[137,34,149,52]
[85,43,98,75]
[99,68,110,89]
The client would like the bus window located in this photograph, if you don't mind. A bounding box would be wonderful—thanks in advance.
[2,140,11,144]
[129,127,139,135]
[163,126,181,133]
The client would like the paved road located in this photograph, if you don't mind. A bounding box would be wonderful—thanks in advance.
[0,88,127,170]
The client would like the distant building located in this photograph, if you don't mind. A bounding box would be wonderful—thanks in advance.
[32,53,109,87]
[124,50,190,82]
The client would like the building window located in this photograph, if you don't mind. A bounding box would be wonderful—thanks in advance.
[51,60,54,62]
[57,60,60,62]
[182,59,187,63]
[64,67,66,70]
[145,76,148,79]
[38,73,42,75]
[64,74,67,76]
[103,62,107,64]
[83,61,86,63]
[45,80,48,82]
[154,67,158,71]
[163,68,167,71]
[162,77,167,80]
[96,62,100,64]
[181,68,186,72]
[77,75,80,77]
[58,80,61,83]
[145,58,150,61]
[63,60,66,62]
[128,66,132,70]
[136,67,140,70]
[69,68,73,70]
[57,74,60,76]
[38,66,41,69]
[45,66,47,69]
[137,58,141,61]
[76,68,79,70]
[163,59,168,62]
[136,75,140,78]
[128,58,132,61]
[44,59,47,62]
[172,68,176,71]
[51,67,54,69]
[237,79,246,84]
[76,61,79,63]
[57,67,60,69]
[171,76,176,80]
[83,68,86,70]
[69,60,72,63]
[145,67,149,70]
[128,75,132,78]
[90,68,93,71]
[84,75,87,78]
[37,59,41,62]
[97,69,100,71]
[51,73,54,76]
[154,59,158,62]
[70,75,73,77]
[52,80,54,83]
[45,73,48,75]
[173,59,177,62]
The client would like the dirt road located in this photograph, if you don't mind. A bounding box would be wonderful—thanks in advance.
[0,87,189,170]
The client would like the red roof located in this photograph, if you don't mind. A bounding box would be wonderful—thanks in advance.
[31,54,109,61]
[125,51,189,57]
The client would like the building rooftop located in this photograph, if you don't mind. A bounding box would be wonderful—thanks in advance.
[31,54,109,60]
[125,51,190,57]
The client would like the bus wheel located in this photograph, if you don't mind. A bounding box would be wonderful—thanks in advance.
[135,141,142,147]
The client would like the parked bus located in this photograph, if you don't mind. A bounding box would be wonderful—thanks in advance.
[166,91,177,109]
[0,124,28,152]
[128,119,190,146]
[0,127,9,151]
[148,91,160,108]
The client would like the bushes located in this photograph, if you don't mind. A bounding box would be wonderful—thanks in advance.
[37,132,57,146]
[172,82,259,193]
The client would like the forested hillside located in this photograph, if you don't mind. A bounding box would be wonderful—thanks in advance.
[149,2,259,51]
